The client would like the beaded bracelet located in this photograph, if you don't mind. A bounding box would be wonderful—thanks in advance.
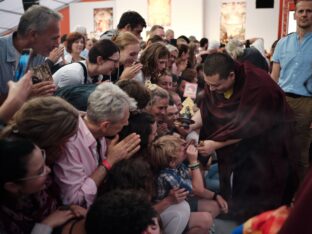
[188,162,200,169]
[190,165,200,170]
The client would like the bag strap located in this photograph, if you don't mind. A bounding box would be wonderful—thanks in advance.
[77,61,88,84]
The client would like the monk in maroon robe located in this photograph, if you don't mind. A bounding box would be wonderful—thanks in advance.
[193,53,297,221]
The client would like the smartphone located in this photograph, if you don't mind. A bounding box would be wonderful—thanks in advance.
[15,48,33,81]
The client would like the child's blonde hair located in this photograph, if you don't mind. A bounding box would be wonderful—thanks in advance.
[149,135,184,172]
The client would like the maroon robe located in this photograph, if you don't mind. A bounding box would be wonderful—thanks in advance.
[199,62,297,221]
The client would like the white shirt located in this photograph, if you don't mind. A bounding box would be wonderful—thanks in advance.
[53,60,90,88]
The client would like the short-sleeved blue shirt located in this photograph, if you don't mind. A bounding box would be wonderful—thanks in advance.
[272,32,312,97]
[0,32,45,95]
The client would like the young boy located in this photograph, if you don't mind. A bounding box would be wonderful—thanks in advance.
[149,135,228,218]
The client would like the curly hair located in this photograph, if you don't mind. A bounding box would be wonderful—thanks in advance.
[140,42,169,80]
[86,189,157,234]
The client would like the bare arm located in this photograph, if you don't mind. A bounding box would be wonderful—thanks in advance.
[197,139,241,156]
[0,71,32,123]
[271,62,281,83]
[190,110,202,131]
[186,145,213,198]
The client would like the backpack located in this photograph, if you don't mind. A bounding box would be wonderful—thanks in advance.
[55,84,97,111]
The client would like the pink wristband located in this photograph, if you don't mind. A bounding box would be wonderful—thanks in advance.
[101,159,112,171]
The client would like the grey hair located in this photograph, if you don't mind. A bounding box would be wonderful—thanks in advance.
[148,86,169,106]
[17,5,62,36]
[225,39,244,59]
[73,25,87,35]
[166,44,178,53]
[87,82,137,123]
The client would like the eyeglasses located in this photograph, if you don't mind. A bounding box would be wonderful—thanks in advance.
[16,149,49,181]
[106,57,119,65]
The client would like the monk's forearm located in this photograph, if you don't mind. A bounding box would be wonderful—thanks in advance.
[213,139,241,150]
[190,110,202,131]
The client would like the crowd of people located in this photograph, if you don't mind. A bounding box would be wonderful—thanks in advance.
[0,0,311,233]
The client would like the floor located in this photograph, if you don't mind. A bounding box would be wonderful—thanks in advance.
[214,218,239,234]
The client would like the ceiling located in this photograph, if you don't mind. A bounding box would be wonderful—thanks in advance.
[0,0,79,35]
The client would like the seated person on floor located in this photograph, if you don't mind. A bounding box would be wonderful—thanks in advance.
[0,136,85,234]
[149,135,229,232]
[86,190,161,234]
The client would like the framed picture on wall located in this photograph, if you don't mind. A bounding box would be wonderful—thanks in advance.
[220,1,246,43]
[70,1,115,39]
[148,0,171,26]
[94,8,113,35]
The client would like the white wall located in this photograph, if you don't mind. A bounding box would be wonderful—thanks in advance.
[115,0,204,39]
[69,0,280,51]
[70,0,203,40]
[205,0,280,51]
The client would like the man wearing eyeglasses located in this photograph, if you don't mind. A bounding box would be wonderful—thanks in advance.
[271,0,312,182]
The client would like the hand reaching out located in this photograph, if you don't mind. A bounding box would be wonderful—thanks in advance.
[120,63,143,80]
[48,46,65,64]
[7,70,33,105]
[106,133,141,166]
[41,205,87,228]
[41,209,74,228]
[31,81,56,97]
[197,140,217,157]
[0,71,33,122]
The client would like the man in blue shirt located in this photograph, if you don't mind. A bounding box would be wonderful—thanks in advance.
[271,0,312,181]
[0,5,60,104]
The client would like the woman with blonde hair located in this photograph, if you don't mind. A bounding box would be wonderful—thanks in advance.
[110,32,143,82]
[145,85,170,136]
[0,96,79,165]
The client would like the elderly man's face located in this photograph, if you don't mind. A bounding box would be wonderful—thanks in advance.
[105,106,130,136]
[166,104,179,128]
[32,19,60,56]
